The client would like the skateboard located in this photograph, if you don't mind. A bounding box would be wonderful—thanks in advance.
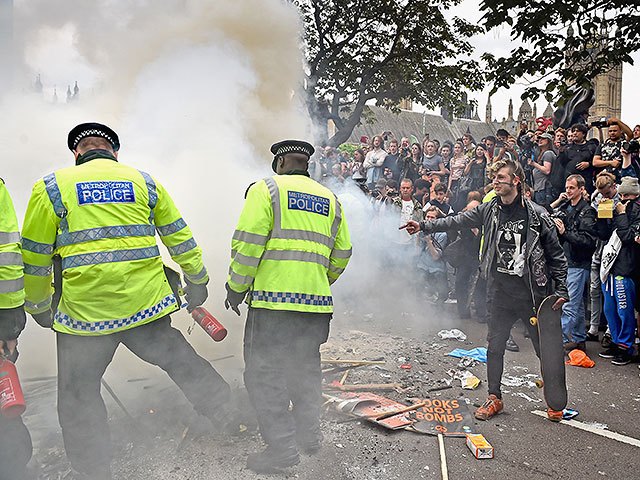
[529,295,568,411]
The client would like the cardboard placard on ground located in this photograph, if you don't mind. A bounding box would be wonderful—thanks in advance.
[324,391,414,430]
[409,398,474,436]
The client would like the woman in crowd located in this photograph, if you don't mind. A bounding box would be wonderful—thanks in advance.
[448,141,468,210]
[349,148,367,182]
[397,142,421,181]
[462,144,489,193]
[462,133,476,159]
[528,132,555,205]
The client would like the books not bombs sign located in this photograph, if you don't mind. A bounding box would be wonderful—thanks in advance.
[409,398,474,436]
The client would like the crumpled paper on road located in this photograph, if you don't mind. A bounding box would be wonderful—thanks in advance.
[437,329,467,341]
[448,369,481,389]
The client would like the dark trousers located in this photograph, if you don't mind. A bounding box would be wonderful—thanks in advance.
[487,298,541,399]
[455,261,480,317]
[243,308,330,450]
[0,415,32,480]
[57,316,230,475]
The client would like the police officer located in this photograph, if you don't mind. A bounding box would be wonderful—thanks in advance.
[21,123,232,479]
[225,140,352,473]
[0,179,33,480]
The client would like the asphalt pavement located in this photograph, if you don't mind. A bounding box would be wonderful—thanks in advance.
[17,301,640,479]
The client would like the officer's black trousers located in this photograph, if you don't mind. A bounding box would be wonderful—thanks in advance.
[0,415,32,480]
[56,315,230,475]
[243,308,330,450]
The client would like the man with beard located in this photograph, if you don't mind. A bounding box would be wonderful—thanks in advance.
[402,159,568,422]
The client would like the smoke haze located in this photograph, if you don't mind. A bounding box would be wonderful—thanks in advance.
[1,0,307,381]
[2,0,442,425]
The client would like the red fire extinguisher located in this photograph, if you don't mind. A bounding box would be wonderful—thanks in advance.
[191,307,227,342]
[0,358,26,418]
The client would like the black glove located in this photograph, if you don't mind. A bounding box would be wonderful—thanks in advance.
[32,311,54,328]
[0,305,27,339]
[224,283,246,316]
[0,340,19,363]
[184,279,208,313]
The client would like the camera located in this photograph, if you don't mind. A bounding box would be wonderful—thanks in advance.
[495,140,505,148]
[387,189,399,197]
[590,117,608,128]
[559,139,568,147]
[622,139,640,154]
[520,135,535,151]
[551,209,567,222]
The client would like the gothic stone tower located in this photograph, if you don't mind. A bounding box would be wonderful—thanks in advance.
[590,65,623,123]
[566,24,623,124]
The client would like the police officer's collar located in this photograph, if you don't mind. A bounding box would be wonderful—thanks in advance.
[280,169,310,177]
[75,149,118,166]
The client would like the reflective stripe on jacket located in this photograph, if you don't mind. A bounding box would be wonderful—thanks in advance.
[228,173,351,313]
[0,180,25,309]
[21,157,208,335]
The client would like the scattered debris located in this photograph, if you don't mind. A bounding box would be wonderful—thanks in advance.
[447,347,487,362]
[583,422,609,430]
[323,391,415,429]
[566,350,595,367]
[321,358,386,365]
[501,375,537,388]
[466,433,494,459]
[514,392,542,403]
[447,369,481,389]
[457,357,478,369]
[563,409,579,420]
[427,385,453,393]
[437,329,467,341]
[325,381,402,392]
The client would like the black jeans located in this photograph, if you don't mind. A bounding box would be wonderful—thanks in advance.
[0,415,32,480]
[57,316,230,475]
[455,261,481,317]
[243,308,330,450]
[487,296,540,399]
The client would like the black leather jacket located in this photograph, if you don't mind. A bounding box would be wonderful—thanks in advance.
[554,198,597,270]
[420,196,569,306]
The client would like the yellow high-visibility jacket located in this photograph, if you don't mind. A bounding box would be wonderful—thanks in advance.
[21,156,208,335]
[228,172,352,313]
[0,179,25,309]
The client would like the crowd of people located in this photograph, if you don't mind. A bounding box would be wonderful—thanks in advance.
[312,118,640,366]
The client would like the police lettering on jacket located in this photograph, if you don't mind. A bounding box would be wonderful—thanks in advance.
[76,181,136,205]
[287,191,330,216]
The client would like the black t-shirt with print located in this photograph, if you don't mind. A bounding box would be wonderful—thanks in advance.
[594,139,623,179]
[491,195,530,300]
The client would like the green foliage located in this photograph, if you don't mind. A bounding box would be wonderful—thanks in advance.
[337,143,360,157]
[479,0,639,103]
[292,0,485,146]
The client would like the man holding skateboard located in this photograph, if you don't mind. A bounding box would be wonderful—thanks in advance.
[402,159,569,421]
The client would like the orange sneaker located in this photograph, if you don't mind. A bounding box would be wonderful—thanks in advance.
[475,395,504,420]
[547,408,563,422]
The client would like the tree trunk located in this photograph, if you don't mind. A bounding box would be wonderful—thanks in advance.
[326,101,368,147]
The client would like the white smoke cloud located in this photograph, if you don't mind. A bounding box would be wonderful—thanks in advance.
[1,0,308,381]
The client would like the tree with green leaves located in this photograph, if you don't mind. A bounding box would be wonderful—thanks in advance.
[480,0,640,102]
[293,0,485,146]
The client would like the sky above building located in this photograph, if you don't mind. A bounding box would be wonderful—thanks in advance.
[452,0,639,124]
[14,0,640,125]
